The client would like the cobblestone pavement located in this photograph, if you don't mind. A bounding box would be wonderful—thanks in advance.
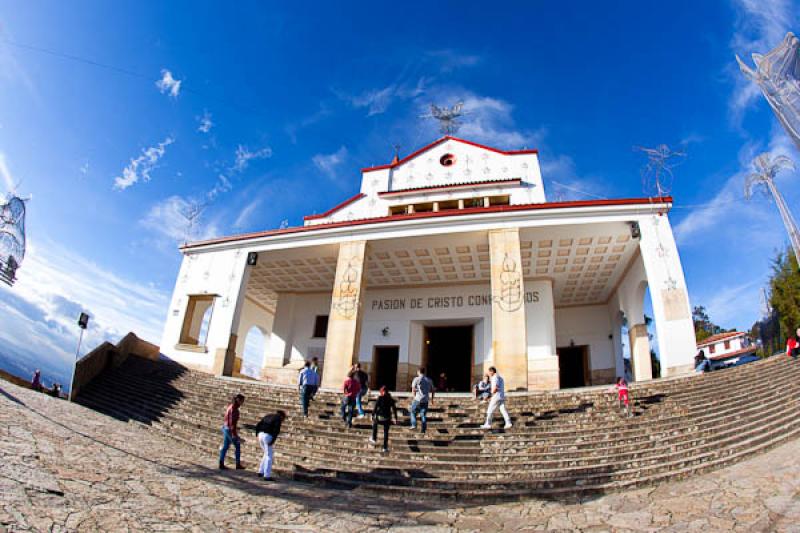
[1,379,800,532]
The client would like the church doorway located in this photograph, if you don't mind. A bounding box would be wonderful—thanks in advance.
[372,346,399,391]
[423,326,474,392]
[558,345,589,388]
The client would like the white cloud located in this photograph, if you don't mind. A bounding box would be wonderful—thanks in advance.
[141,195,219,243]
[232,145,272,173]
[233,197,262,229]
[0,152,16,191]
[340,78,427,116]
[705,278,762,327]
[197,110,213,133]
[155,69,182,98]
[79,160,89,177]
[0,238,170,368]
[729,0,796,121]
[113,136,174,190]
[312,146,348,180]
[541,154,608,201]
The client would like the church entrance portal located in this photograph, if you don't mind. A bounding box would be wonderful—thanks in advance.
[423,326,474,392]
[372,346,399,391]
[558,345,589,388]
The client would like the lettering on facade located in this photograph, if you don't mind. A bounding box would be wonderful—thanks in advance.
[333,257,361,319]
[498,252,523,313]
[370,291,539,311]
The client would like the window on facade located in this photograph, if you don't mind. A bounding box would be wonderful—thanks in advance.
[389,205,408,216]
[488,195,511,206]
[723,340,730,350]
[708,344,716,354]
[438,199,460,211]
[312,315,329,338]
[413,202,434,213]
[466,197,484,208]
[180,295,215,346]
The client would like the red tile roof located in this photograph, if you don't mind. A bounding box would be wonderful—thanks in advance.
[709,345,757,361]
[697,331,745,348]
[378,178,522,197]
[181,196,673,251]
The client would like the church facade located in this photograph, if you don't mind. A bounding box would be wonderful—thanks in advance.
[159,136,697,391]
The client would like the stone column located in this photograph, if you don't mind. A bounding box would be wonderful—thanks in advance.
[211,254,252,377]
[525,279,559,390]
[628,323,653,382]
[488,228,528,390]
[321,240,368,389]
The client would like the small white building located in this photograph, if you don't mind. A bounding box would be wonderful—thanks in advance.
[159,136,698,391]
[697,331,755,366]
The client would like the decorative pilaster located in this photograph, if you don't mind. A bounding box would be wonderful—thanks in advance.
[628,323,653,382]
[321,240,368,389]
[488,228,528,390]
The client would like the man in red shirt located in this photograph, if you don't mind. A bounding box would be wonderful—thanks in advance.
[219,393,245,469]
[340,371,361,428]
[787,327,800,358]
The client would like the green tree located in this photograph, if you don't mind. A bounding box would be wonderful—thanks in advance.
[769,249,800,340]
[692,305,724,342]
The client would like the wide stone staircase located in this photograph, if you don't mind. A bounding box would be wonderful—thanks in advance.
[75,354,800,501]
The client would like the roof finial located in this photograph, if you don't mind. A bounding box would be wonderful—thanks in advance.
[391,144,401,165]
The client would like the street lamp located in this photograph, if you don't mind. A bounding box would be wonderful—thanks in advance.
[68,312,90,401]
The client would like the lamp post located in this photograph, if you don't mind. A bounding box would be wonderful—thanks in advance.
[68,312,90,401]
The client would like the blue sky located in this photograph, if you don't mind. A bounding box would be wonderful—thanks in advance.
[0,0,798,386]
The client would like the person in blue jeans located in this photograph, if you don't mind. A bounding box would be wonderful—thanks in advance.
[219,393,245,469]
[353,363,370,418]
[298,361,320,417]
[409,367,435,434]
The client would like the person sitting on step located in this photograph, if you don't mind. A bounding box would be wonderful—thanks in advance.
[474,375,491,402]
[255,410,286,481]
[694,350,711,373]
[786,328,800,359]
[480,366,512,430]
[340,371,361,428]
[369,386,398,452]
[219,393,246,470]
[609,376,633,418]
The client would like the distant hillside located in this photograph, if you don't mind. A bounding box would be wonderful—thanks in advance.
[0,368,31,388]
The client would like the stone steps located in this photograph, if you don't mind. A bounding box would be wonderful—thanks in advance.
[76,354,800,500]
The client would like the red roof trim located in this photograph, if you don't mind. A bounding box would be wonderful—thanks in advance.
[697,331,744,348]
[709,345,757,361]
[361,136,538,173]
[303,193,366,221]
[378,178,522,197]
[182,196,672,250]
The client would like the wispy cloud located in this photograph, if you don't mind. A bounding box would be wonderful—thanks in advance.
[141,195,220,243]
[79,160,89,177]
[0,152,16,191]
[155,69,182,98]
[232,145,272,172]
[286,103,331,143]
[233,197,262,229]
[729,0,796,123]
[338,78,427,116]
[312,146,348,181]
[426,49,482,72]
[197,110,213,133]
[113,136,174,190]
[541,154,608,201]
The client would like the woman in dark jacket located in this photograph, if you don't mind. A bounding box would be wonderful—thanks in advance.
[369,386,398,452]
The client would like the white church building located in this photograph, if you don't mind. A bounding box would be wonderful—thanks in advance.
[159,136,697,391]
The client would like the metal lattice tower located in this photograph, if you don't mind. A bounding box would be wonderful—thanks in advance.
[634,144,686,197]
[421,102,467,135]
[744,153,800,268]
[0,195,26,286]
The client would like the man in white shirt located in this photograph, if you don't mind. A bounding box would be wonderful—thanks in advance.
[480,366,512,430]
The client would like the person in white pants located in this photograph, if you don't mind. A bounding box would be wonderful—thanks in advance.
[480,366,512,430]
[255,410,286,481]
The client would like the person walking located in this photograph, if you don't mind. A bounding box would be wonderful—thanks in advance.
[786,328,800,358]
[409,367,434,434]
[609,376,633,418]
[309,357,321,400]
[255,410,286,481]
[30,369,42,392]
[480,366,512,430]
[340,371,361,428]
[369,386,398,452]
[353,363,370,418]
[694,350,711,373]
[298,361,319,417]
[219,393,246,470]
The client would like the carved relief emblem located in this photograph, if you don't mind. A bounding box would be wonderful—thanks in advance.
[333,257,361,319]
[497,252,522,312]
